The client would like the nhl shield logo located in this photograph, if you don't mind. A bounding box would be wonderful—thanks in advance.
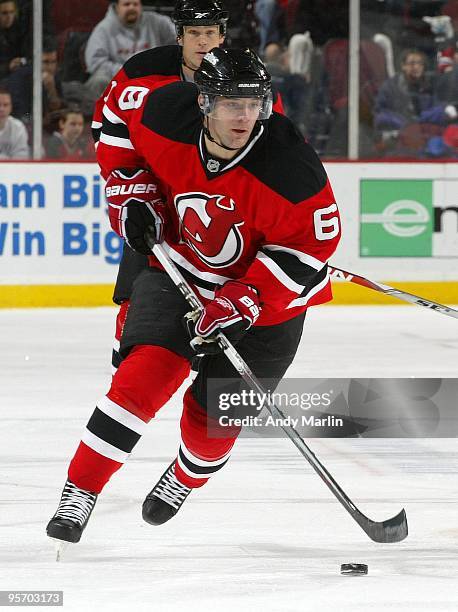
[175,192,244,268]
[207,159,220,173]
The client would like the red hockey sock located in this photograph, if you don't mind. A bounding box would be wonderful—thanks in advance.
[68,345,190,493]
[174,388,241,488]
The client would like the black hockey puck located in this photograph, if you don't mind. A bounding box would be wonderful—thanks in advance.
[340,563,368,575]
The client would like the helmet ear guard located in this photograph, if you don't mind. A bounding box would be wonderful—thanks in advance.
[198,93,212,115]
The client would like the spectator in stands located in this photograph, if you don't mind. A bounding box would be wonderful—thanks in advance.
[0,86,29,158]
[374,48,456,154]
[82,0,175,113]
[436,38,458,102]
[41,39,65,116]
[263,41,308,133]
[6,36,65,121]
[0,0,30,81]
[45,108,95,160]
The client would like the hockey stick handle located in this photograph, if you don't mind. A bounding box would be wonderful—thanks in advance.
[329,265,458,319]
[150,240,406,542]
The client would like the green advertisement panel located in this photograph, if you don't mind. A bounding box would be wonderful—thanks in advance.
[360,180,434,257]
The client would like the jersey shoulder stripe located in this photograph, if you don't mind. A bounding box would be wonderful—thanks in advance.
[242,114,328,204]
[123,45,182,79]
[141,81,201,145]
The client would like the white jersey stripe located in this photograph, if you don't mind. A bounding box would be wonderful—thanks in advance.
[99,133,134,150]
[256,252,305,294]
[195,286,215,300]
[162,241,231,285]
[102,104,127,125]
[263,244,326,271]
[286,271,330,309]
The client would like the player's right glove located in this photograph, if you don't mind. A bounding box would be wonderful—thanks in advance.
[105,168,167,254]
[184,281,261,354]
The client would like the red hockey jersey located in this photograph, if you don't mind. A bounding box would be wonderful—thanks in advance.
[97,79,341,326]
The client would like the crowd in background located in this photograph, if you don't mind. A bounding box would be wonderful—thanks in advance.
[1,0,458,160]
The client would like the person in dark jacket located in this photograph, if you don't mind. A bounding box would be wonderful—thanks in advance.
[374,48,458,155]
[0,0,29,81]
[375,48,450,131]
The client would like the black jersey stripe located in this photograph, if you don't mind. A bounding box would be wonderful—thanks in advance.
[260,248,326,289]
[87,407,141,453]
[298,263,329,297]
[92,126,102,144]
[101,119,131,141]
[174,260,218,292]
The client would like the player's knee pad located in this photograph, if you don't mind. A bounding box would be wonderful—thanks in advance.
[108,345,190,421]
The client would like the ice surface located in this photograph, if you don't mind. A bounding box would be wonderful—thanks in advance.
[1,306,457,611]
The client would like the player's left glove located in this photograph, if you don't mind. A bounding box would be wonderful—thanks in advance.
[185,281,261,354]
[105,168,167,254]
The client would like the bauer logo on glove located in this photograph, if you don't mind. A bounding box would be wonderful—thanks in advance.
[185,281,261,354]
[105,182,158,197]
[105,168,167,254]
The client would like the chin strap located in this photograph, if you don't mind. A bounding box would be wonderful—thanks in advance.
[181,57,196,73]
[203,117,242,152]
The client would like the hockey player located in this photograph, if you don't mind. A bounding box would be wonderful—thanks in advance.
[46,48,340,545]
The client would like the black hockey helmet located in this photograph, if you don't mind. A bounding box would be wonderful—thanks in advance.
[172,0,229,36]
[195,48,273,120]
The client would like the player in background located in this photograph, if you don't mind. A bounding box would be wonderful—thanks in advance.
[46,48,339,546]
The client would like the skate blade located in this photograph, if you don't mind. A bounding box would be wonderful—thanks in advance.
[50,539,71,562]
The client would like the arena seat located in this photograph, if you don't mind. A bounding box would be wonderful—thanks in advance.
[51,0,109,34]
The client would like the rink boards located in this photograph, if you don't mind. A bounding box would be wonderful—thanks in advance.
[0,161,457,307]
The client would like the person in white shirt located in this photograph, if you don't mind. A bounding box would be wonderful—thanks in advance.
[0,87,29,159]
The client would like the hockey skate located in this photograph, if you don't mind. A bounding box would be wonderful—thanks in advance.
[46,479,98,556]
[142,462,192,525]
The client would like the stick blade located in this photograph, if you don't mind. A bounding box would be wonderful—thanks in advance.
[357,508,408,543]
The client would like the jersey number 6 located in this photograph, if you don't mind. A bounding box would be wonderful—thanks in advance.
[313,203,339,241]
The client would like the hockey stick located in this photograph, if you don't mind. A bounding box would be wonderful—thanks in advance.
[329,265,458,320]
[147,235,408,543]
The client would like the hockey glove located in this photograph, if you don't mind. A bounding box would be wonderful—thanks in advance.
[185,281,260,354]
[105,168,167,254]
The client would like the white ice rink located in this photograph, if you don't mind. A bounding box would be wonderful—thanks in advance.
[1,305,457,612]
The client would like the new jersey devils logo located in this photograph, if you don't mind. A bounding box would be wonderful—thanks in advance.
[175,192,245,268]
